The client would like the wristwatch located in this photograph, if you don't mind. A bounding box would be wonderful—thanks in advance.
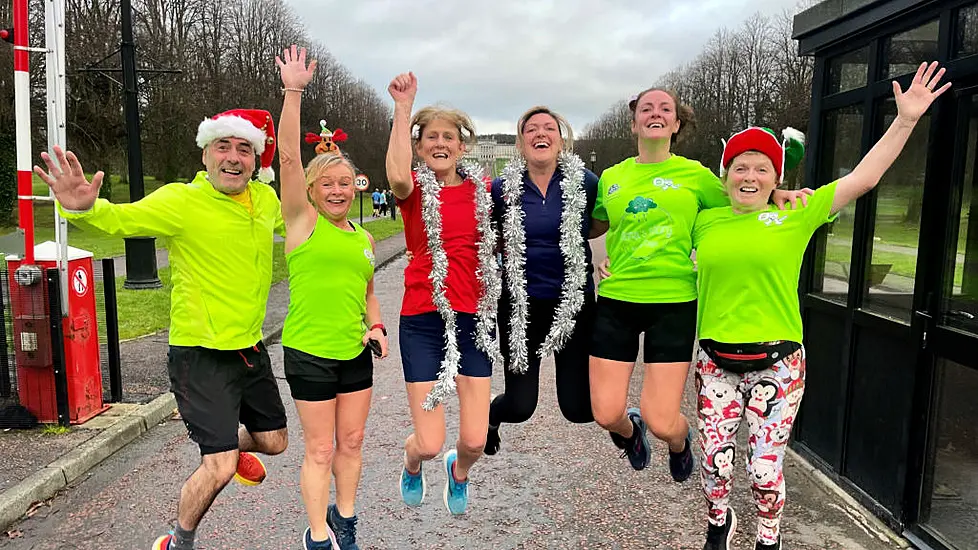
[370,323,387,336]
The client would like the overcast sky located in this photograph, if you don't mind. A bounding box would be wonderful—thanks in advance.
[286,0,803,135]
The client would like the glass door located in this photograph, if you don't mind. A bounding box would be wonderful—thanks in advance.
[916,89,978,550]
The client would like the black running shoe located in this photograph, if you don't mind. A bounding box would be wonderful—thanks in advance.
[609,407,651,470]
[484,424,500,455]
[755,536,781,550]
[326,504,359,550]
[703,509,737,550]
[669,425,695,482]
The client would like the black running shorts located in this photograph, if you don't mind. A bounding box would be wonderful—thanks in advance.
[590,297,697,364]
[167,341,288,455]
[283,346,374,401]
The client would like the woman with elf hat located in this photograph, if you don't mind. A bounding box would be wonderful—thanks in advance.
[277,45,387,550]
[484,105,598,455]
[693,61,949,550]
[590,88,809,481]
[386,71,501,516]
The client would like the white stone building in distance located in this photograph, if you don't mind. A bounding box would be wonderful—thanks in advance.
[463,135,517,177]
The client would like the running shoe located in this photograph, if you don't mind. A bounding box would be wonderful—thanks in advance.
[400,453,426,507]
[327,504,360,550]
[233,451,267,486]
[442,449,468,515]
[609,407,651,470]
[303,525,338,549]
[755,536,781,550]
[484,424,501,455]
[703,509,738,550]
[669,425,695,482]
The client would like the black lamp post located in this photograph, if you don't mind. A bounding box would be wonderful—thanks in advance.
[589,150,597,172]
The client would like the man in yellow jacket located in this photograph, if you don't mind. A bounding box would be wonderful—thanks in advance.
[34,109,288,550]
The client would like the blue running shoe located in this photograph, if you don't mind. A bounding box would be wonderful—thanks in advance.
[327,504,360,550]
[669,425,695,482]
[610,407,651,470]
[303,525,337,550]
[400,455,426,507]
[442,449,468,515]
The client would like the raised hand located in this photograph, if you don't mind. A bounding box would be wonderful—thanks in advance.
[388,72,417,106]
[275,45,317,90]
[33,146,104,212]
[894,61,951,123]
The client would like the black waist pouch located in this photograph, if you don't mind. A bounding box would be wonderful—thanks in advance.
[699,339,801,374]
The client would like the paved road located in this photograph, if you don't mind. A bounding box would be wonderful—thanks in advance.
[1,239,899,549]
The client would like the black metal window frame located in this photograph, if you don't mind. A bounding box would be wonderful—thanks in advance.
[797,2,978,546]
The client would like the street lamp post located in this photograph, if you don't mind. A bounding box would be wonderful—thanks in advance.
[589,150,597,172]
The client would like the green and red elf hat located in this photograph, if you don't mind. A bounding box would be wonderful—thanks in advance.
[720,127,805,183]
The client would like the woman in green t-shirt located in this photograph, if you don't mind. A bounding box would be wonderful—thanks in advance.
[277,46,389,550]
[588,88,807,481]
[692,61,949,550]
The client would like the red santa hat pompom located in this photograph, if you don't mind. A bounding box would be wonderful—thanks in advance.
[196,109,277,182]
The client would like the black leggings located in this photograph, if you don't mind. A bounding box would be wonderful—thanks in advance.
[489,292,595,426]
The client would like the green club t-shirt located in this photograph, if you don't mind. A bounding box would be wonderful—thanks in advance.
[693,181,839,344]
[593,155,728,303]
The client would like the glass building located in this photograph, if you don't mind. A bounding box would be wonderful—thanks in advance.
[793,2,978,549]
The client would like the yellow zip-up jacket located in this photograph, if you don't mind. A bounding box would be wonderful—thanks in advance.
[59,172,285,350]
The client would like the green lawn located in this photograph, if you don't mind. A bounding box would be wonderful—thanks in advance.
[827,196,970,252]
[825,242,965,289]
[361,217,405,242]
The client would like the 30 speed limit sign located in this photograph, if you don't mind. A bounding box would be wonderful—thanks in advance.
[354,174,370,191]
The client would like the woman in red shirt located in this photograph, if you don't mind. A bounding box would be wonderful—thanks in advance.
[386,72,501,516]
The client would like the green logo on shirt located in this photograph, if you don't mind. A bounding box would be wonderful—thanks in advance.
[364,248,375,267]
[620,196,674,261]
[626,196,657,215]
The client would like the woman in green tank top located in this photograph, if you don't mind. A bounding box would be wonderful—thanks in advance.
[276,46,387,550]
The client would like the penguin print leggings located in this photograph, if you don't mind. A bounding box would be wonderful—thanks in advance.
[695,345,806,546]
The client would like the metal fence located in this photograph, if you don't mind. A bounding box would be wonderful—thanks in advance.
[0,259,122,428]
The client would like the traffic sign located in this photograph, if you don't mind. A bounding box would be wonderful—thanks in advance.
[354,174,370,191]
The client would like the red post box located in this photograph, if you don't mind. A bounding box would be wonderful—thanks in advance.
[7,241,109,424]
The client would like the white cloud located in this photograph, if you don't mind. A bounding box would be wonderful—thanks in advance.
[287,0,799,134]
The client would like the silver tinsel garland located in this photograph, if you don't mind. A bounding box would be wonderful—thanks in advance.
[501,152,588,371]
[539,152,587,356]
[469,159,504,374]
[501,156,530,373]
[415,161,501,411]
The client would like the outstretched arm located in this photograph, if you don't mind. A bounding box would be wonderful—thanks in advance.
[276,45,318,228]
[386,72,417,200]
[36,146,182,237]
[832,61,951,214]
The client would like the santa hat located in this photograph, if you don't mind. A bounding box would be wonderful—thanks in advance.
[196,109,276,182]
[720,127,805,183]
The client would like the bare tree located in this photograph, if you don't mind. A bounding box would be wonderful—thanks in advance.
[581,9,814,186]
[0,0,392,220]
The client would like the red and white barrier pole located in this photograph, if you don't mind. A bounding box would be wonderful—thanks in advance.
[13,0,34,265]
